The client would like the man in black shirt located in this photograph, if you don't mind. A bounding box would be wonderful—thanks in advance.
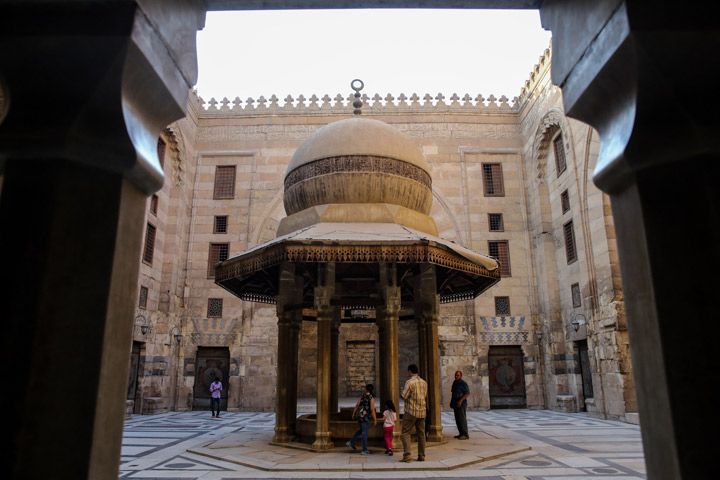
[450,370,470,439]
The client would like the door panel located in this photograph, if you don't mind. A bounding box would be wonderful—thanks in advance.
[489,345,526,408]
[193,347,230,411]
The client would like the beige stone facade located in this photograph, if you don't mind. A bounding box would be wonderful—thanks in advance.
[127,48,636,422]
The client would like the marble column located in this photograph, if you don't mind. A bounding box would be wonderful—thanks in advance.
[330,318,340,414]
[0,3,205,479]
[383,284,402,448]
[273,263,302,443]
[416,264,443,442]
[313,263,335,450]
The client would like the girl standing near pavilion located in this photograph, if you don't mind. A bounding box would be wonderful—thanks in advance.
[346,384,377,455]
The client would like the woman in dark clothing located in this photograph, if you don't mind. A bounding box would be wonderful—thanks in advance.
[346,384,377,455]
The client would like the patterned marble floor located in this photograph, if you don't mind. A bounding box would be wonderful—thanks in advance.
[120,409,646,479]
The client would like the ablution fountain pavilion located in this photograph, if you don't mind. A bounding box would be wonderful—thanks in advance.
[216,81,500,450]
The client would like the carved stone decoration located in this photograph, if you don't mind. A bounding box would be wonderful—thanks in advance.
[164,126,186,187]
[532,109,570,179]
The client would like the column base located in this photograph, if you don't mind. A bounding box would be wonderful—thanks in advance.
[392,430,402,450]
[426,425,443,443]
[273,427,291,444]
[312,431,334,450]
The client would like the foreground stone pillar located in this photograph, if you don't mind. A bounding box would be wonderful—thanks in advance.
[313,263,335,450]
[0,3,205,479]
[417,264,443,442]
[540,2,720,478]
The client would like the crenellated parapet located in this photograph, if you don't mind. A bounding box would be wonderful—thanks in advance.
[516,45,552,106]
[194,90,520,115]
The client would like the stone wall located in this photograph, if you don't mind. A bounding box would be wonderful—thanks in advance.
[130,47,636,421]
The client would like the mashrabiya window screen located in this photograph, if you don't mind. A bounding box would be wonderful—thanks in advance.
[482,163,505,196]
[142,223,156,265]
[553,134,567,176]
[207,298,223,318]
[488,240,511,277]
[564,220,578,264]
[213,165,236,199]
[207,243,229,278]
[495,296,511,316]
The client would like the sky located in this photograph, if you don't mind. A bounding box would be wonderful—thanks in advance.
[195,9,551,104]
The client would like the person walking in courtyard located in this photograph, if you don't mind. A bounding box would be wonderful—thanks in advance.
[382,399,397,455]
[347,384,377,455]
[451,370,470,439]
[209,376,222,418]
[400,364,428,462]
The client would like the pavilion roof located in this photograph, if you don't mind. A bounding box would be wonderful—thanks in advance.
[215,222,500,307]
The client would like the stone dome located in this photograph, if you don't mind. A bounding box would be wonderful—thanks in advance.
[283,117,433,216]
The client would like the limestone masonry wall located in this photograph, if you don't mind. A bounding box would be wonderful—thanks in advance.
[129,46,636,423]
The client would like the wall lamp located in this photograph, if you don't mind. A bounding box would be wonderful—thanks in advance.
[170,326,183,345]
[571,313,587,332]
[135,314,151,335]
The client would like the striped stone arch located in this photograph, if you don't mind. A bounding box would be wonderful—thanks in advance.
[532,109,573,180]
[430,188,466,247]
[250,187,286,246]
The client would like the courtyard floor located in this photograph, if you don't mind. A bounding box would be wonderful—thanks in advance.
[120,408,646,479]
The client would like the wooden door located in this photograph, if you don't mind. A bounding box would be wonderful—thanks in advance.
[127,341,143,413]
[193,347,230,411]
[488,345,526,408]
[577,340,594,408]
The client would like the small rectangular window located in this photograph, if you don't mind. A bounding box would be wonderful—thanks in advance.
[553,134,567,176]
[207,242,230,278]
[157,138,166,169]
[488,240,511,277]
[564,220,578,264]
[482,163,505,197]
[571,283,582,308]
[214,215,228,234]
[150,194,158,216]
[494,296,511,316]
[488,213,504,232]
[138,286,148,309]
[560,189,570,214]
[142,223,156,265]
[213,165,236,199]
[207,298,223,318]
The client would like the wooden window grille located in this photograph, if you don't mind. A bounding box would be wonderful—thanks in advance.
[157,138,166,169]
[494,296,511,316]
[571,283,582,308]
[560,189,570,214]
[488,213,504,232]
[207,298,223,318]
[482,163,505,197]
[150,194,158,216]
[564,220,578,264]
[214,215,228,234]
[142,223,156,265]
[138,286,148,309]
[488,240,511,277]
[213,165,236,199]
[553,133,567,176]
[207,242,229,278]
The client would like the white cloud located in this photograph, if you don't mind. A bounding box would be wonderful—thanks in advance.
[196,9,551,102]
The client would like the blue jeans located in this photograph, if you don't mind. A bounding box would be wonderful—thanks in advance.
[350,420,370,452]
[211,397,220,416]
